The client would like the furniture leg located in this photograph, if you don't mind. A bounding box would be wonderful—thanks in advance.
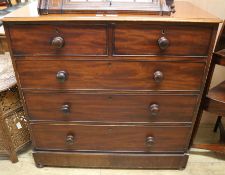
[218,119,225,143]
[8,150,18,163]
[214,116,222,132]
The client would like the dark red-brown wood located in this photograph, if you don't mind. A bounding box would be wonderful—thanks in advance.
[8,24,108,56]
[15,60,205,91]
[3,16,220,168]
[33,151,188,169]
[31,123,190,152]
[24,91,198,123]
[114,24,213,56]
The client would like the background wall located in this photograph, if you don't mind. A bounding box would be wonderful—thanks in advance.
[177,0,225,87]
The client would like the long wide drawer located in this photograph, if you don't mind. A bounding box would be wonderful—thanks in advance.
[31,124,190,152]
[8,24,107,56]
[114,24,213,56]
[16,60,205,91]
[25,92,198,123]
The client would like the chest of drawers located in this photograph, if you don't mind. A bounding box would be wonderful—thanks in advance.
[3,1,221,169]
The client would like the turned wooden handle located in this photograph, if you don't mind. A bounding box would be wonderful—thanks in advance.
[158,36,169,50]
[153,71,164,83]
[51,36,64,48]
[56,71,68,83]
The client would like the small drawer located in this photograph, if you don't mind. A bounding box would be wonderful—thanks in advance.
[8,24,107,56]
[113,24,213,56]
[25,92,198,123]
[16,60,205,91]
[31,124,190,152]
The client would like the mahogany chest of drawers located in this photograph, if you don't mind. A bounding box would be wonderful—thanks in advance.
[3,1,221,169]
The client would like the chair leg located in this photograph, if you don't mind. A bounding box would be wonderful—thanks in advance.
[218,119,225,144]
[214,116,222,132]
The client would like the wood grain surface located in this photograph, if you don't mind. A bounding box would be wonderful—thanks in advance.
[114,24,213,56]
[8,24,108,56]
[16,60,205,91]
[24,92,198,123]
[31,123,190,152]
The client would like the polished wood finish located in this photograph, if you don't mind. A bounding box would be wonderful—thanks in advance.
[8,24,107,56]
[114,25,213,56]
[3,1,221,169]
[31,123,190,152]
[24,92,198,123]
[33,151,188,169]
[16,60,205,91]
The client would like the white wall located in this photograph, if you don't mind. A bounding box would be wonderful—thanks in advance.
[180,0,225,18]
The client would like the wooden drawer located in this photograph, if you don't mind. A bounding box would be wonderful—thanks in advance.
[8,24,107,56]
[113,24,213,56]
[25,91,198,123]
[16,60,205,91]
[31,124,190,152]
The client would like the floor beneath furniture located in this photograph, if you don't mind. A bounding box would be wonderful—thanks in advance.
[0,122,225,175]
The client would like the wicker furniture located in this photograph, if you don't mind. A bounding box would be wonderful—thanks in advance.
[0,54,30,163]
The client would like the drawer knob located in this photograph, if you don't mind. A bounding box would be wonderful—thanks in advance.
[56,71,68,83]
[149,104,160,116]
[158,36,169,50]
[51,36,64,49]
[66,134,75,145]
[153,71,163,83]
[146,136,155,147]
[61,104,70,113]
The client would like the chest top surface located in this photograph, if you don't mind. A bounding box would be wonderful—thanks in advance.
[2,1,221,23]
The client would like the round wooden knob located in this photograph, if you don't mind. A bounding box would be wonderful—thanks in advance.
[153,71,163,83]
[66,134,75,145]
[158,36,169,50]
[146,136,155,147]
[149,104,160,116]
[56,71,68,83]
[51,36,64,48]
[61,104,70,113]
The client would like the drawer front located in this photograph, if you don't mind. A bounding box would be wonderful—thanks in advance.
[31,124,190,152]
[9,24,107,56]
[16,60,205,91]
[114,25,213,56]
[25,92,198,123]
